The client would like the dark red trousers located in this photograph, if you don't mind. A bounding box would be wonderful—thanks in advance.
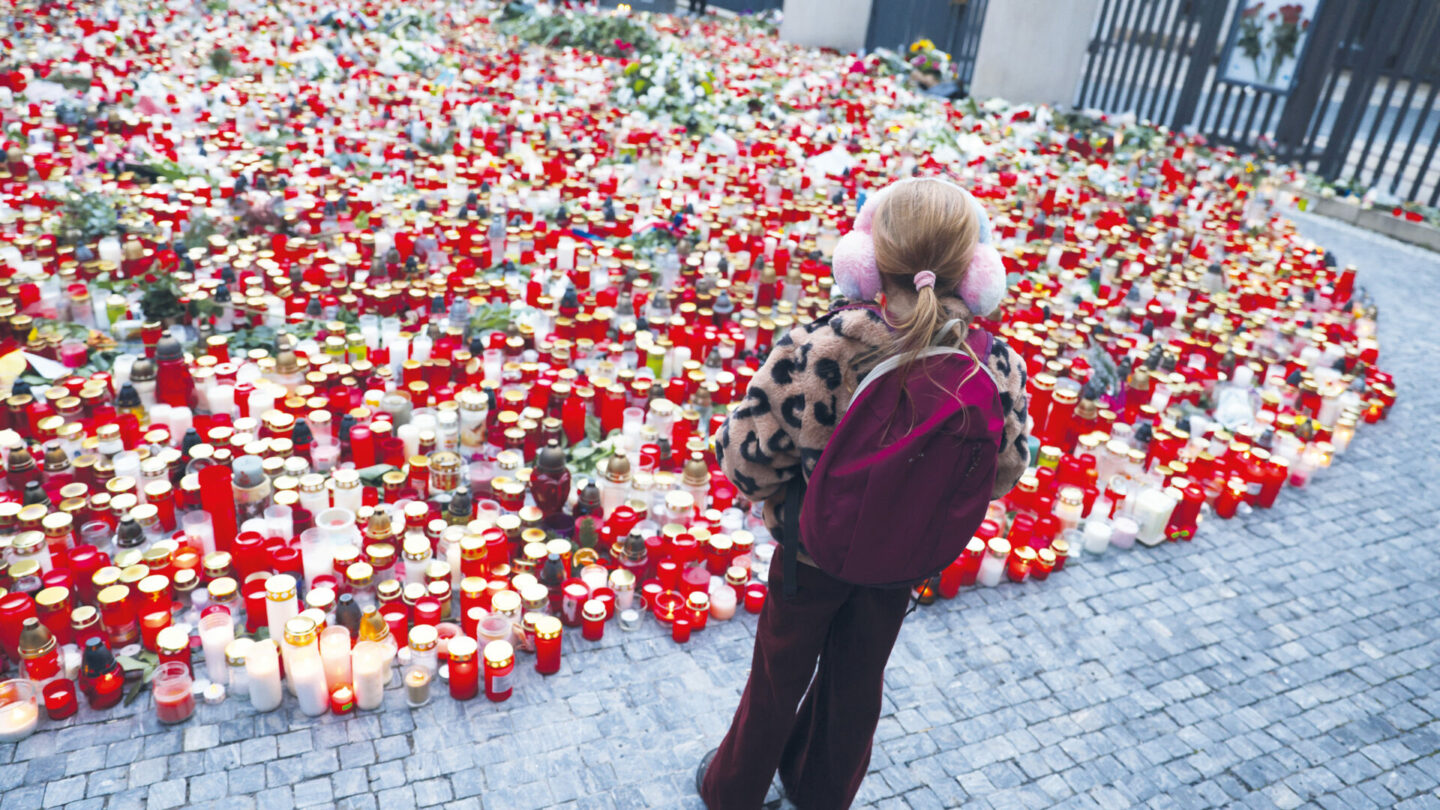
[700,560,912,809]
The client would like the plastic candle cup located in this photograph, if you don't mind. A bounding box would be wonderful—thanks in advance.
[265,574,300,642]
[1082,522,1112,555]
[182,511,217,557]
[709,584,737,621]
[483,640,514,702]
[534,616,562,675]
[320,626,353,691]
[447,637,480,701]
[671,618,692,644]
[43,678,78,720]
[199,611,235,685]
[351,641,389,711]
[1109,516,1139,550]
[246,640,283,712]
[743,583,767,614]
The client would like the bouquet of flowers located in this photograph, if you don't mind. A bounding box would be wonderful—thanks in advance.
[615,50,720,132]
[1268,4,1309,84]
[499,7,658,58]
[906,38,951,87]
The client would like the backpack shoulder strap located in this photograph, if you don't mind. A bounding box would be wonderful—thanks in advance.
[846,317,969,410]
[778,475,805,599]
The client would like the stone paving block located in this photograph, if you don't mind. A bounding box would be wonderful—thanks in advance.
[86,766,128,797]
[369,758,408,790]
[227,763,266,794]
[374,734,411,761]
[183,725,219,752]
[65,746,107,776]
[146,778,188,810]
[339,741,376,769]
[127,757,167,789]
[43,775,86,806]
[377,785,419,810]
[0,786,42,810]
[412,776,455,807]
[188,771,228,802]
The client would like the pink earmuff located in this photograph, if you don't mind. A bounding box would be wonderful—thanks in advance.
[834,178,1007,316]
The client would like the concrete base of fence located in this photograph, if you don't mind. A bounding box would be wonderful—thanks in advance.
[969,0,1102,105]
[1284,187,1440,253]
[779,0,873,53]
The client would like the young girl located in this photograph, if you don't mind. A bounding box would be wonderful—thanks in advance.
[697,178,1032,809]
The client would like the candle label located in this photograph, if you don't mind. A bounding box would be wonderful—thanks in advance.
[490,672,512,694]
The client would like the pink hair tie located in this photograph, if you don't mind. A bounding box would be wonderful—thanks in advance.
[913,271,937,291]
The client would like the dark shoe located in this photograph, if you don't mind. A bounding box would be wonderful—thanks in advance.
[695,748,718,797]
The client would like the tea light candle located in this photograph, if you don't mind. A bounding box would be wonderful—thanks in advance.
[618,608,642,631]
[0,695,39,741]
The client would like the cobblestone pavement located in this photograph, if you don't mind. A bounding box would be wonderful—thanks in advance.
[1,212,1436,810]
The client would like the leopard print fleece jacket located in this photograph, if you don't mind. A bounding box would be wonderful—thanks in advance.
[715,295,1031,533]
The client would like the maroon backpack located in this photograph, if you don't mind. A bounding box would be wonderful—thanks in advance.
[777,318,1005,595]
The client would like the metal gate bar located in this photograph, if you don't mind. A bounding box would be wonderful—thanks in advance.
[1073,0,1440,205]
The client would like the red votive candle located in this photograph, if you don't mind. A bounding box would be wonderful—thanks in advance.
[413,601,441,627]
[534,616,561,675]
[242,582,269,634]
[680,566,709,597]
[656,560,680,591]
[560,580,588,627]
[744,583,767,614]
[330,685,356,715]
[44,678,78,720]
[448,637,479,700]
[581,599,606,642]
[198,465,238,552]
[384,610,409,641]
[671,618,692,643]
[590,587,616,620]
[484,640,514,702]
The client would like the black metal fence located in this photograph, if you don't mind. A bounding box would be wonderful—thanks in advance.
[863,0,989,89]
[1076,0,1440,206]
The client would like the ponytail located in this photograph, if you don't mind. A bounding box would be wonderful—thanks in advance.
[886,284,943,378]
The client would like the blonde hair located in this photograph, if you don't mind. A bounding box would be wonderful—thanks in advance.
[869,178,980,374]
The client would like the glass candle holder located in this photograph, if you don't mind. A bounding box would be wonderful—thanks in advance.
[0,680,40,742]
[152,661,195,724]
[404,666,432,708]
[618,608,643,631]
